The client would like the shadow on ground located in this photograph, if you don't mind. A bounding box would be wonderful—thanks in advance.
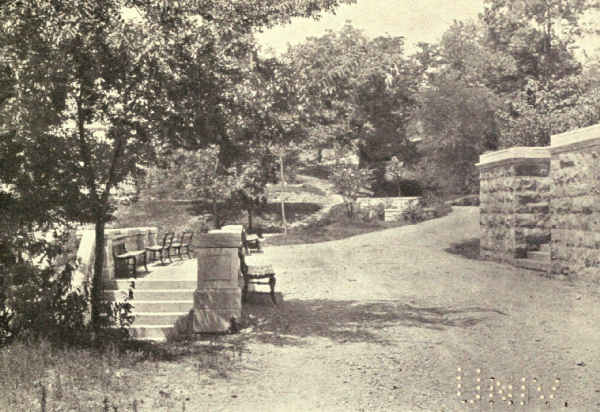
[242,299,504,346]
[445,237,480,260]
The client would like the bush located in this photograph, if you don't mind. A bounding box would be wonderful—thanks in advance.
[0,234,134,348]
[0,260,89,346]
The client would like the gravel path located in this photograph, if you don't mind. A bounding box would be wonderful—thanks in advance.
[133,207,600,411]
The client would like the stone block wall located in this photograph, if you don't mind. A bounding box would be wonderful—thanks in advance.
[356,197,422,210]
[550,125,600,277]
[477,148,551,263]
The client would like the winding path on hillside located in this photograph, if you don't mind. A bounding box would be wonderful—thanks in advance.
[134,207,600,411]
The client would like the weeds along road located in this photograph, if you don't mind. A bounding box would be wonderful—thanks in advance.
[137,207,600,411]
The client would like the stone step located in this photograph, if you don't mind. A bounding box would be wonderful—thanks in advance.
[527,251,550,261]
[133,311,190,325]
[105,289,196,301]
[105,279,197,290]
[131,300,193,313]
[514,258,550,273]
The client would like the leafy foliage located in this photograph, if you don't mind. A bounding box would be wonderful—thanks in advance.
[284,22,421,169]
[329,162,374,218]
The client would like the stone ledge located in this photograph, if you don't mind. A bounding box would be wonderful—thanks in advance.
[476,147,550,168]
[550,123,600,154]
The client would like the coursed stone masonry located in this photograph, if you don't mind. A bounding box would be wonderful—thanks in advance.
[477,147,551,264]
[549,124,600,277]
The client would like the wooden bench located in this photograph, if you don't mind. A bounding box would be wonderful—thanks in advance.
[145,232,174,264]
[113,237,148,278]
[171,231,194,259]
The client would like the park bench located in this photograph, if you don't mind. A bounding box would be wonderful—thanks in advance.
[171,231,194,259]
[113,236,148,278]
[145,232,174,264]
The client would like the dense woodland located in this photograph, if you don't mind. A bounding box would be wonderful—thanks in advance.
[1,0,600,342]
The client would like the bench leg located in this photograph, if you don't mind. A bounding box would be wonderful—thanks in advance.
[132,256,137,278]
[143,252,148,272]
[269,275,277,305]
[167,248,173,263]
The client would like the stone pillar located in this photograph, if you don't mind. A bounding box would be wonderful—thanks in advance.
[550,124,600,278]
[477,147,551,264]
[193,232,242,332]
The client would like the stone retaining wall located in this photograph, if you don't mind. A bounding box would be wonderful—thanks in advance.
[477,147,551,263]
[356,197,422,211]
[550,125,600,277]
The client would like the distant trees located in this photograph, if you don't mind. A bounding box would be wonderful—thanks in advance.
[414,0,600,194]
[284,23,421,172]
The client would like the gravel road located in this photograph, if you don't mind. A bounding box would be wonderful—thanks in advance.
[134,206,600,411]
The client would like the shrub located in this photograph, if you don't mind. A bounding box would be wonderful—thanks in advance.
[0,260,89,346]
[329,163,374,218]
[0,233,134,347]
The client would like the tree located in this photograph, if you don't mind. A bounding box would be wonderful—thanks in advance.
[480,0,600,146]
[1,0,355,330]
[284,23,421,171]
[329,161,374,218]
[414,22,501,195]
[385,156,417,196]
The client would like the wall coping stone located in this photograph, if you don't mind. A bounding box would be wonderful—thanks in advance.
[476,147,550,167]
[550,123,600,153]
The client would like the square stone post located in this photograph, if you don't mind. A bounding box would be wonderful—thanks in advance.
[477,147,551,265]
[193,233,242,332]
[550,124,600,278]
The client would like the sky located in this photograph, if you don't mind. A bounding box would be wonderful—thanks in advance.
[255,0,599,58]
[255,0,485,55]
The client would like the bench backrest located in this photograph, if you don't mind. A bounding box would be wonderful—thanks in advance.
[181,231,193,244]
[113,239,128,257]
[158,232,174,247]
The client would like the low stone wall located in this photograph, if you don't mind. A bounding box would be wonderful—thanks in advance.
[356,197,422,211]
[384,209,405,222]
[73,227,158,289]
[550,125,600,278]
[477,147,551,263]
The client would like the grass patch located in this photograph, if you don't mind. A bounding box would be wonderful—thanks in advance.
[266,204,404,246]
[445,237,480,260]
[112,200,322,235]
[0,337,246,411]
[266,220,398,246]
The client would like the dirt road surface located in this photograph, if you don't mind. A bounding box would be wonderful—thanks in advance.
[134,207,600,411]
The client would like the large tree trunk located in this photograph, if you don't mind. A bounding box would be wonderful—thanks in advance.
[91,219,106,331]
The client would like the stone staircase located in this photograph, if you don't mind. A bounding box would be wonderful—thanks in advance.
[104,277,196,341]
[514,243,550,273]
